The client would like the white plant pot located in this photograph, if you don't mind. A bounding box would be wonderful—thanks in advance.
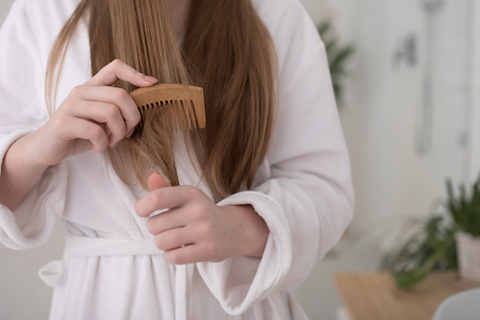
[456,232,480,282]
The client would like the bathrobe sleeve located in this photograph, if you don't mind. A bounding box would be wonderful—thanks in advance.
[196,0,354,315]
[0,2,68,250]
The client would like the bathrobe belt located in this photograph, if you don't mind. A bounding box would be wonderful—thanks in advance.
[39,232,193,320]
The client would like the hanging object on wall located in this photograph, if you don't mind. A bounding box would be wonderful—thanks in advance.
[415,0,445,156]
[392,34,417,70]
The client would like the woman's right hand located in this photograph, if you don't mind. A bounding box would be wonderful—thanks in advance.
[29,59,158,167]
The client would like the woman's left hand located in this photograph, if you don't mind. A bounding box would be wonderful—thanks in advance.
[135,172,269,265]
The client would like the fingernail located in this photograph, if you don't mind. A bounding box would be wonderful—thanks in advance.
[126,128,135,138]
[110,142,119,148]
[143,76,158,84]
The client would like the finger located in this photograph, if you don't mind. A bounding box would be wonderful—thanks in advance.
[154,226,196,252]
[80,86,141,133]
[148,171,170,191]
[135,186,193,217]
[62,117,109,153]
[71,101,127,147]
[85,59,158,87]
[146,206,189,235]
[164,244,210,265]
[72,139,94,155]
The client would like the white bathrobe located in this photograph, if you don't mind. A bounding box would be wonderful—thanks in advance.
[0,0,354,319]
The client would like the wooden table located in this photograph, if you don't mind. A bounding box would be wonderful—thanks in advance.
[334,272,480,320]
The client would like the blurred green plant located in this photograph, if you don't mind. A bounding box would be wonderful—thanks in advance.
[447,178,480,237]
[317,21,355,105]
[381,176,480,290]
[380,215,457,290]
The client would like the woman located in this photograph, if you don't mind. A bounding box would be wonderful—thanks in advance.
[0,0,354,319]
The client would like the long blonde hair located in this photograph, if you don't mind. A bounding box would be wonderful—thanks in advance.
[46,0,277,200]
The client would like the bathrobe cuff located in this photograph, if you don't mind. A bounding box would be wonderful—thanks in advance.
[0,129,68,250]
[196,191,292,316]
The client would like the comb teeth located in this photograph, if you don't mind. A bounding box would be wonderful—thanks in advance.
[129,83,206,133]
[137,99,201,131]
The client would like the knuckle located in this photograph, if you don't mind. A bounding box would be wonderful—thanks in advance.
[204,242,218,260]
[132,111,142,124]
[166,251,181,265]
[201,221,214,237]
[111,59,123,69]
[115,88,130,102]
[147,219,155,234]
[91,126,105,140]
[169,232,180,245]
[150,191,164,208]
[134,203,141,216]
[192,204,208,220]
[154,235,163,250]
[71,85,83,96]
[133,70,141,78]
[186,186,201,198]
[52,115,70,128]
[104,104,118,118]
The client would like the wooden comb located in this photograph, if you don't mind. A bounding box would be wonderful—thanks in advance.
[129,83,206,130]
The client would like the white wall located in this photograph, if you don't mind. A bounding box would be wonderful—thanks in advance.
[302,0,471,236]
[467,0,480,184]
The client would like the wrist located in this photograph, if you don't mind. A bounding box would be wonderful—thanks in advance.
[0,131,50,212]
[221,204,269,258]
[11,132,49,171]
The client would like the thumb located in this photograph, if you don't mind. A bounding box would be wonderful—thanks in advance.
[148,171,170,191]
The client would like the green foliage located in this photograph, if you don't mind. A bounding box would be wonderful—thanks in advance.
[380,216,457,290]
[447,178,480,237]
[317,21,355,105]
[381,176,480,290]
